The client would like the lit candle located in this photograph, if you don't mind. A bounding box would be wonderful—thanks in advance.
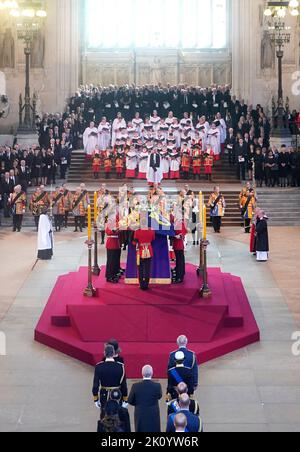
[87,205,92,241]
[94,191,98,224]
[203,206,207,241]
[199,191,203,224]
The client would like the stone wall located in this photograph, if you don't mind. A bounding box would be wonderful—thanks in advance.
[0,0,299,133]
[0,0,80,133]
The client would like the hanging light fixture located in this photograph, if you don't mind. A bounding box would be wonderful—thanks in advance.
[8,0,47,19]
[264,0,300,17]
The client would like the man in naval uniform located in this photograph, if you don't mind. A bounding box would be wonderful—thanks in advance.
[93,345,128,418]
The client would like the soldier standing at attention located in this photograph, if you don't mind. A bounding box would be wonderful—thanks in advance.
[8,185,27,232]
[29,185,50,231]
[167,352,194,401]
[93,345,128,418]
[62,184,73,229]
[72,186,89,233]
[133,210,156,291]
[207,186,226,234]
[51,186,65,232]
[240,188,256,234]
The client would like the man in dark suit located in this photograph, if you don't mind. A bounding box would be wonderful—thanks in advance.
[18,160,31,192]
[168,335,199,391]
[1,171,14,217]
[166,394,203,433]
[128,365,162,433]
[235,138,248,182]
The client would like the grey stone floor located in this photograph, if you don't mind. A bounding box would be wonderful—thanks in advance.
[0,229,300,432]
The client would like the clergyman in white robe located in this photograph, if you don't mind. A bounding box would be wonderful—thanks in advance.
[147,151,163,185]
[37,214,53,260]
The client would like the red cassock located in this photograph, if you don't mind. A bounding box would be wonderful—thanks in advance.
[250,223,256,253]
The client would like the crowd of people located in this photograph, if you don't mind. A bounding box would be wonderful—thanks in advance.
[93,336,203,433]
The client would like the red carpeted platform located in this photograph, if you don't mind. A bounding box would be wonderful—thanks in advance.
[35,264,260,378]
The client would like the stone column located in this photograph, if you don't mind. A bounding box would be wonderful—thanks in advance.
[53,0,80,111]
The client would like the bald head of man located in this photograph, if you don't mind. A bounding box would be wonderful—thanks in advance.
[174,413,187,433]
[179,393,190,410]
[142,365,153,379]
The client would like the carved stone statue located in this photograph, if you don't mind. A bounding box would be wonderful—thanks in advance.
[1,28,15,69]
[31,30,45,68]
[261,31,275,70]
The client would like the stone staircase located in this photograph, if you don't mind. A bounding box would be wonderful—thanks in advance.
[257,189,300,226]
[67,150,239,185]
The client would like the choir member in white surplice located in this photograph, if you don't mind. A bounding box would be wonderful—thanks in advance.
[138,148,149,180]
[126,149,138,179]
[207,123,221,159]
[112,113,127,146]
[98,117,111,151]
[132,113,144,134]
[215,113,227,147]
[147,149,163,185]
[83,122,99,157]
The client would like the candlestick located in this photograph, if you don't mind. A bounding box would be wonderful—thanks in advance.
[84,239,97,298]
[199,191,203,225]
[202,206,207,241]
[94,191,98,224]
[200,240,212,299]
[87,205,92,241]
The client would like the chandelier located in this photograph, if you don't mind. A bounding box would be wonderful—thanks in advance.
[264,0,299,17]
[1,0,47,18]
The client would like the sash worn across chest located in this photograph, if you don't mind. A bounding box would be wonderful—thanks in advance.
[11,192,23,206]
[53,193,63,206]
[73,192,86,209]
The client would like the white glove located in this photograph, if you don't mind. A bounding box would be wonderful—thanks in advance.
[95,401,101,409]
[122,402,129,409]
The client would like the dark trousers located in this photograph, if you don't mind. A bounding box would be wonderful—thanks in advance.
[139,258,152,290]
[100,230,105,244]
[34,215,40,230]
[74,216,85,231]
[3,193,10,217]
[174,250,185,281]
[106,249,120,280]
[244,218,251,233]
[212,216,222,233]
[60,164,68,180]
[228,149,235,165]
[64,211,69,228]
[54,215,63,231]
[13,214,23,231]
[237,163,246,181]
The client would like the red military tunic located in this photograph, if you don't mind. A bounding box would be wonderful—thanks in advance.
[105,227,121,250]
[134,229,156,258]
[173,222,188,251]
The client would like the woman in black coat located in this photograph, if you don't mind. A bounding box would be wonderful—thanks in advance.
[278,148,289,187]
[254,148,265,187]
